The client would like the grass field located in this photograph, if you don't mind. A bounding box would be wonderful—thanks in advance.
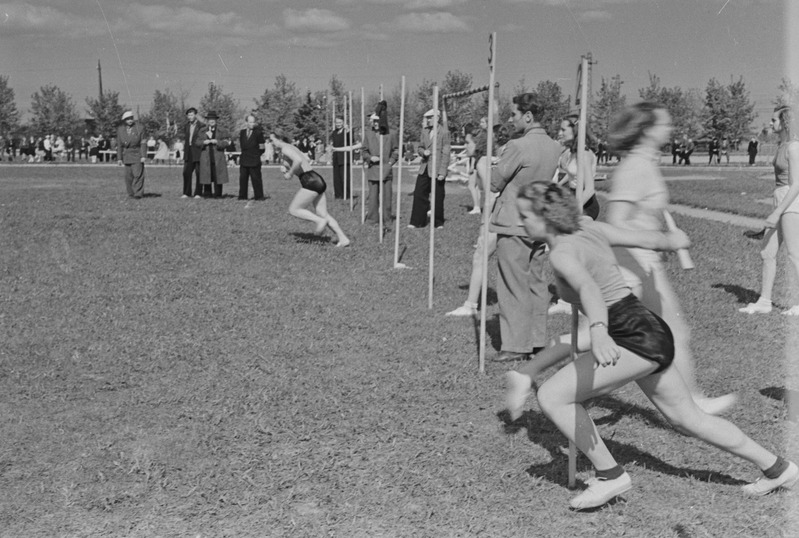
[1,164,797,537]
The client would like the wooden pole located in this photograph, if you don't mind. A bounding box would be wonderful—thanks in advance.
[379,84,384,243]
[361,87,366,224]
[428,85,439,310]
[348,91,354,212]
[478,32,497,373]
[568,54,590,490]
[394,76,407,268]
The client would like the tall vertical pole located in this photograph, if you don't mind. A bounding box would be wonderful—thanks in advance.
[427,85,439,309]
[379,85,385,243]
[97,59,103,98]
[478,32,497,373]
[394,76,407,268]
[361,87,366,224]
[348,91,354,212]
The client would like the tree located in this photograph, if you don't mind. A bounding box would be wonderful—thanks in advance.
[29,85,81,137]
[409,79,436,141]
[294,90,327,139]
[533,80,571,139]
[253,74,300,138]
[592,75,627,142]
[86,90,125,138]
[141,89,184,143]
[774,78,799,108]
[440,70,473,137]
[328,75,347,120]
[701,77,755,141]
[0,75,20,134]
[638,73,702,139]
[199,82,240,136]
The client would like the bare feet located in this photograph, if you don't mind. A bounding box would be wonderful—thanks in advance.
[335,238,351,248]
[314,217,329,235]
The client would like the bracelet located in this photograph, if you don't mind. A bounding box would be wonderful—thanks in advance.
[589,321,607,330]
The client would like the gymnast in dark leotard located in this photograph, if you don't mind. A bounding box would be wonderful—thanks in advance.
[270,132,350,247]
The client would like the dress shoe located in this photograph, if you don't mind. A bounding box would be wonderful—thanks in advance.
[492,351,531,363]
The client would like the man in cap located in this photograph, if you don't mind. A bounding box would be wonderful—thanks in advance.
[182,107,204,198]
[409,108,450,228]
[116,110,147,199]
[360,111,398,226]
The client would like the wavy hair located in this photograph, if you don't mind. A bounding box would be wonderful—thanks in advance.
[517,182,581,234]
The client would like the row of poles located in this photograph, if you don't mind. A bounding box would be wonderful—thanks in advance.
[331,37,591,487]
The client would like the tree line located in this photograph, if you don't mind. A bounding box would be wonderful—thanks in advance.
[0,72,797,147]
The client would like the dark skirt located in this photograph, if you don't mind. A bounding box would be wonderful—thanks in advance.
[299,170,326,194]
[607,294,674,373]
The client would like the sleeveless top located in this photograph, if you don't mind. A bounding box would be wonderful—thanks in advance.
[773,140,798,188]
[552,219,632,310]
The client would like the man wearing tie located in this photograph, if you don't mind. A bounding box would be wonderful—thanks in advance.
[238,114,266,200]
[116,110,147,199]
[182,107,204,198]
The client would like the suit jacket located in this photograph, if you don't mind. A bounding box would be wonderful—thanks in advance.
[238,127,265,167]
[116,124,147,164]
[183,120,205,163]
[331,128,352,166]
[417,126,451,178]
[489,126,561,237]
[361,129,398,182]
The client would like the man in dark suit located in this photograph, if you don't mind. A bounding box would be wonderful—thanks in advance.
[331,116,352,199]
[182,107,204,198]
[116,111,147,199]
[238,114,265,200]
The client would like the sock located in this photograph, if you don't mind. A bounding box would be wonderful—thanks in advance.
[595,465,625,481]
[763,456,789,479]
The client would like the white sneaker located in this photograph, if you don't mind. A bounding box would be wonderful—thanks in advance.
[548,299,573,315]
[782,305,799,316]
[570,472,632,510]
[181,194,189,199]
[445,303,477,317]
[738,300,772,314]
[742,461,799,496]
[694,393,738,416]
[468,207,481,215]
[505,371,532,421]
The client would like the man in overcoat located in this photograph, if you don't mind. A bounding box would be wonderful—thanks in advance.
[182,107,205,198]
[238,114,266,200]
[194,111,230,198]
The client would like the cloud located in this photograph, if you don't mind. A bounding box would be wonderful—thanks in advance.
[393,11,470,32]
[0,2,106,38]
[283,8,351,32]
[404,0,469,8]
[579,10,612,21]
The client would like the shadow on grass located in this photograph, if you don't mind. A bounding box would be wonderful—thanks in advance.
[141,193,162,198]
[290,232,333,245]
[711,283,759,306]
[498,404,746,488]
[761,386,799,422]
[474,313,501,353]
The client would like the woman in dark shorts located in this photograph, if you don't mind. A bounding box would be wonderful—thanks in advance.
[270,133,350,247]
[503,182,797,510]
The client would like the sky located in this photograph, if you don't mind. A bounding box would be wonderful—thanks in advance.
[0,0,792,127]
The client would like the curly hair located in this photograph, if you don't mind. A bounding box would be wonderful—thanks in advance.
[517,182,581,234]
[561,113,597,154]
[607,101,662,153]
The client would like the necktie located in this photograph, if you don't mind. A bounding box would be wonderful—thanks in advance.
[247,129,251,139]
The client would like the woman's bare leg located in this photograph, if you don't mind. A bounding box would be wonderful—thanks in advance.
[314,193,350,246]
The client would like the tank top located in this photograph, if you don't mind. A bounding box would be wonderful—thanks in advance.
[773,141,798,188]
[552,219,632,310]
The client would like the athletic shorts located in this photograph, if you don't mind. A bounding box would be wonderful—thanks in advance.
[775,185,799,215]
[607,294,674,373]
[299,170,326,194]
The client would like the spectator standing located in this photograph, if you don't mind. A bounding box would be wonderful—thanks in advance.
[330,116,352,199]
[238,114,266,200]
[153,137,169,164]
[748,137,759,165]
[65,135,75,162]
[361,111,398,226]
[182,107,204,198]
[116,111,147,199]
[408,109,451,229]
[720,136,730,165]
[195,111,230,198]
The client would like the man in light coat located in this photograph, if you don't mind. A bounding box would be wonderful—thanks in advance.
[116,111,147,199]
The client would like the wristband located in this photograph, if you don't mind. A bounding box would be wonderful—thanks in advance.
[589,321,607,330]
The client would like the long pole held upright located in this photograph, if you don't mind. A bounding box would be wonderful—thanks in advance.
[348,91,354,212]
[379,84,385,243]
[478,32,497,373]
[394,76,406,268]
[568,54,590,490]
[361,87,366,224]
[428,85,439,310]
